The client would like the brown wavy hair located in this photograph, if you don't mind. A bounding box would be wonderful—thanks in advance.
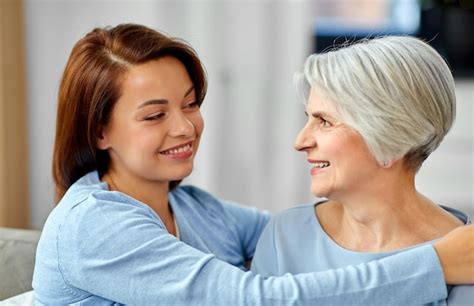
[52,24,207,202]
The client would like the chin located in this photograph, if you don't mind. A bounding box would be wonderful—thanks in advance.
[169,165,194,181]
[310,184,329,198]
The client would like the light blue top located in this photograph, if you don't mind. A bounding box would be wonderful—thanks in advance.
[252,202,473,306]
[34,171,448,305]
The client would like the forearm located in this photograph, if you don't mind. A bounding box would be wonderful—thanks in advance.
[249,245,446,305]
[117,244,445,306]
[57,202,449,305]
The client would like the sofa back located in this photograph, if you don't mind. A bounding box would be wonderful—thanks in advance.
[0,227,41,300]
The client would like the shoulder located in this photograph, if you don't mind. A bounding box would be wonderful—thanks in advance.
[170,185,227,217]
[65,191,158,225]
[171,185,220,206]
[54,184,167,271]
[43,172,162,251]
[276,203,316,217]
[271,203,316,230]
[259,203,317,242]
[36,172,166,294]
[251,203,317,276]
[440,205,472,225]
[447,285,474,305]
[57,172,157,226]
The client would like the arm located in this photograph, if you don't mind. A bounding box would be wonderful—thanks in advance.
[219,199,271,261]
[251,217,278,277]
[433,224,474,284]
[53,197,448,306]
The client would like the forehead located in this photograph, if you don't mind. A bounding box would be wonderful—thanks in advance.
[306,87,339,115]
[113,56,194,113]
[122,56,191,91]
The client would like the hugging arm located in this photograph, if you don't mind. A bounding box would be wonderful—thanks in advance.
[433,224,474,284]
[38,199,464,306]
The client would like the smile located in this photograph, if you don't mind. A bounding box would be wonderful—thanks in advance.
[160,143,192,155]
[159,140,195,160]
[311,161,330,169]
[309,159,330,175]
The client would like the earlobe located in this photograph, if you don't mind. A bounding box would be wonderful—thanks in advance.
[380,159,396,168]
[96,131,109,150]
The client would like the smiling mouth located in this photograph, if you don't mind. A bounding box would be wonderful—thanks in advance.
[311,161,331,169]
[159,142,193,155]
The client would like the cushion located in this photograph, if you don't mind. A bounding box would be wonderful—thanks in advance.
[0,228,40,301]
[0,290,34,305]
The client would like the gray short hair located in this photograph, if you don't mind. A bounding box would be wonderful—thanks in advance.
[296,36,456,171]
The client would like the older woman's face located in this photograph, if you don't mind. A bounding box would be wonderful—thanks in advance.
[294,88,380,199]
[97,56,204,185]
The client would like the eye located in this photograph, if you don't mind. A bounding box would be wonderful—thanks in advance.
[184,101,200,110]
[319,117,332,128]
[144,112,165,121]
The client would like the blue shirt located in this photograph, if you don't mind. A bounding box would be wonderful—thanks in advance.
[252,203,473,305]
[33,171,449,305]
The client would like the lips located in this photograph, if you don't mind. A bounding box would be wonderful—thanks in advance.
[308,159,330,175]
[159,141,194,155]
[311,161,330,168]
[308,159,331,168]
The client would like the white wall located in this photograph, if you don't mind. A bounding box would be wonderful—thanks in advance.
[25,0,193,229]
[25,0,473,230]
[416,80,474,217]
[25,0,314,229]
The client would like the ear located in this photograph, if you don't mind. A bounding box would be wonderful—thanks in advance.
[379,157,403,168]
[380,160,393,168]
[96,129,110,150]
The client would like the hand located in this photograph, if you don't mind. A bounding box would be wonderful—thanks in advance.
[433,224,474,284]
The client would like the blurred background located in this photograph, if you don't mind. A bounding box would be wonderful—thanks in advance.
[1,0,473,230]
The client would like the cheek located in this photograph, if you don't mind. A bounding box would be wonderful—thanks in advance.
[321,133,358,174]
[192,112,204,136]
[320,133,345,155]
[335,134,377,175]
[347,135,375,163]
[108,124,136,148]
[126,125,167,152]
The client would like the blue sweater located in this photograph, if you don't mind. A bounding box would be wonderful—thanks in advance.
[33,171,448,305]
[252,203,473,305]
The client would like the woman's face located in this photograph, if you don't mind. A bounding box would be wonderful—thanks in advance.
[98,56,204,185]
[294,88,380,199]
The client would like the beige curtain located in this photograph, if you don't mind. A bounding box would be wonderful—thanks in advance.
[0,0,29,228]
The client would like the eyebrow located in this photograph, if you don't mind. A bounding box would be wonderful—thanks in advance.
[184,86,195,98]
[305,110,331,119]
[137,86,195,109]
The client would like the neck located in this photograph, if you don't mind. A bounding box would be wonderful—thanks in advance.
[320,164,462,252]
[101,168,177,236]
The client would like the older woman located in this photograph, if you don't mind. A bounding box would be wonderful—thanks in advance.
[251,36,473,304]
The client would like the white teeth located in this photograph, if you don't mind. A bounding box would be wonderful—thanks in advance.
[161,144,191,155]
[312,161,330,168]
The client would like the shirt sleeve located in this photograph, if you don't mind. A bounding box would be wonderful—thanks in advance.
[218,199,271,260]
[250,217,278,277]
[447,285,474,305]
[56,194,448,306]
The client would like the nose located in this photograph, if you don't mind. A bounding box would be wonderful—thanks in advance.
[169,110,195,138]
[294,123,316,152]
